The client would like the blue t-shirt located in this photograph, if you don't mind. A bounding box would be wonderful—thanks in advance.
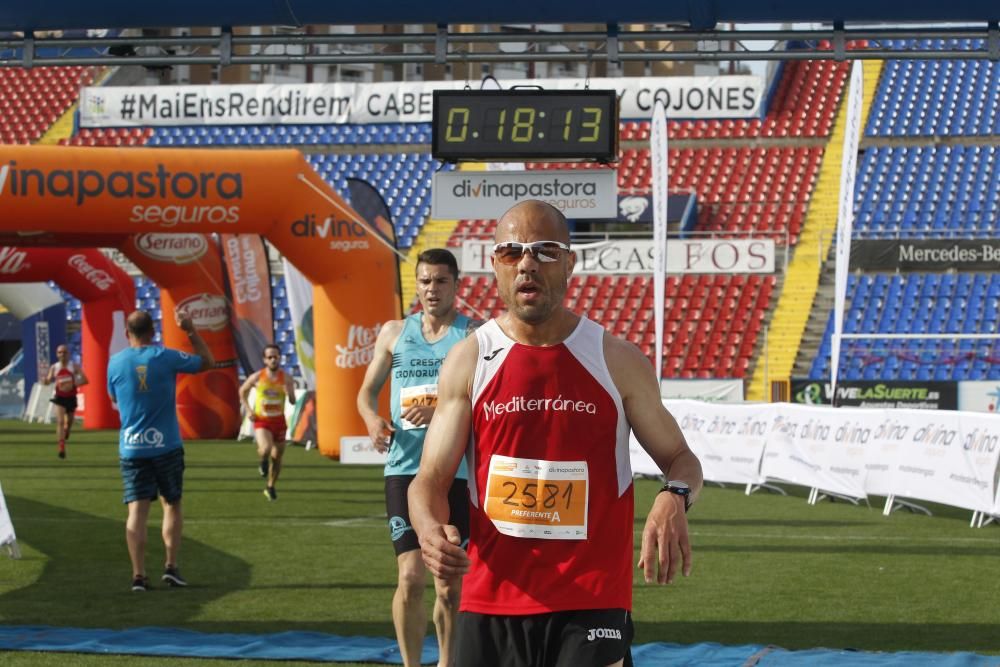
[107,345,203,459]
[387,313,469,478]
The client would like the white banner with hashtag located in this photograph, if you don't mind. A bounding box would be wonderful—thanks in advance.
[79,76,765,127]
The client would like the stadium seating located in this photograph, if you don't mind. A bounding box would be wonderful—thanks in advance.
[810,273,1000,381]
[305,153,455,249]
[456,273,775,378]
[853,145,1000,237]
[0,66,98,144]
[51,49,858,381]
[866,41,999,137]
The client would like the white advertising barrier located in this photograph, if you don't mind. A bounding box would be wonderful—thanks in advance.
[459,238,775,274]
[433,170,618,220]
[80,76,765,127]
[760,403,868,500]
[886,409,1000,514]
[667,399,770,485]
[340,436,389,465]
[860,410,909,497]
[628,399,769,484]
[996,472,1000,516]
[0,481,19,558]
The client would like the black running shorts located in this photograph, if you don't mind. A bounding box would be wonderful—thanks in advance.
[384,474,469,556]
[50,394,78,412]
[454,608,634,667]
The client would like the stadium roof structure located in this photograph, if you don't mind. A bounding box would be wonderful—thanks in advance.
[1,1,999,66]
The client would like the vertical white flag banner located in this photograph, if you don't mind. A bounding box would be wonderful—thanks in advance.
[831,61,864,399]
[282,258,317,391]
[650,99,669,381]
[0,481,20,559]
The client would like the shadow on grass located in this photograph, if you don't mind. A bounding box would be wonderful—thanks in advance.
[0,496,252,629]
[633,620,1000,653]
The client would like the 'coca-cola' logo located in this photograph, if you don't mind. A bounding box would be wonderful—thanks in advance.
[0,247,28,274]
[136,233,208,264]
[336,323,381,369]
[68,254,114,290]
[176,293,229,332]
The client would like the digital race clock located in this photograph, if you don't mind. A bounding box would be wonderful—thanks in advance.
[432,90,618,162]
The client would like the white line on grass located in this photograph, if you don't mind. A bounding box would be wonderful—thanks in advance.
[690,530,1000,544]
[323,517,384,527]
[18,516,387,527]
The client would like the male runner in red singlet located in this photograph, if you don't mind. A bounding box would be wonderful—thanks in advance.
[42,344,89,459]
[409,200,703,667]
[239,344,297,501]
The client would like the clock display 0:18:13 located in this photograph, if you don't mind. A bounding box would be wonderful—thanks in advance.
[441,105,605,145]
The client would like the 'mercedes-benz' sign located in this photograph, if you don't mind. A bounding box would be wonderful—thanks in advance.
[851,239,1000,271]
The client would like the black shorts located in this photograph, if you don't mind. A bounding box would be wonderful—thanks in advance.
[120,448,185,505]
[384,474,469,557]
[50,395,78,412]
[454,608,634,667]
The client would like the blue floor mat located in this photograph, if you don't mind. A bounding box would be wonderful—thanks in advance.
[0,626,997,665]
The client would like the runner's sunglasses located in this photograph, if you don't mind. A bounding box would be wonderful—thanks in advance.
[492,241,571,265]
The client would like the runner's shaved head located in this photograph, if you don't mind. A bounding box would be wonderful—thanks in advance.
[127,310,155,340]
[495,200,570,245]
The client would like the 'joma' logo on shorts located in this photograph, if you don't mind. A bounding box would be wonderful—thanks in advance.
[587,627,622,641]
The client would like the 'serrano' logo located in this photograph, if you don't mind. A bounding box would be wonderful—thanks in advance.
[136,233,208,264]
[176,293,229,332]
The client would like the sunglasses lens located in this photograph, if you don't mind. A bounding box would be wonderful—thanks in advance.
[494,242,566,265]
[495,247,524,265]
[535,244,564,261]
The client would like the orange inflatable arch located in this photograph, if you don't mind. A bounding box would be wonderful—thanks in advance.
[0,145,399,457]
[0,246,134,429]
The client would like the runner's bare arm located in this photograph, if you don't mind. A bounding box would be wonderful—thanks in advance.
[42,365,54,385]
[75,366,89,387]
[239,371,261,418]
[606,334,703,586]
[356,319,402,453]
[409,336,476,579]
[176,311,214,371]
[285,373,297,405]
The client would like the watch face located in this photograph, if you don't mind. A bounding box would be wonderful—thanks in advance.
[667,481,690,494]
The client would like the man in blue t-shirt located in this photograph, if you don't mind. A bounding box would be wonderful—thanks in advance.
[357,248,480,667]
[107,309,214,592]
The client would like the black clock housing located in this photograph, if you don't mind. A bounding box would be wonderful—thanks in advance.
[432,89,618,162]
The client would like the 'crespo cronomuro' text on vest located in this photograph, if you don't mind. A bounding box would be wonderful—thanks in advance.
[387,313,470,478]
[463,317,633,615]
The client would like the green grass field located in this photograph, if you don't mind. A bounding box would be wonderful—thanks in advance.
[0,420,998,666]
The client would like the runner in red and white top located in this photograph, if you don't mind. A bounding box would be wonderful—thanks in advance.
[42,344,88,459]
[409,200,704,667]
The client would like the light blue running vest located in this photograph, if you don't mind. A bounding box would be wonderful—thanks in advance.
[386,313,470,478]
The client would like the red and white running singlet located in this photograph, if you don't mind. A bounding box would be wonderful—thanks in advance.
[52,362,79,398]
[462,317,634,615]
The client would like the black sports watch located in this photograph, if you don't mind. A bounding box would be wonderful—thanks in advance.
[659,480,692,512]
